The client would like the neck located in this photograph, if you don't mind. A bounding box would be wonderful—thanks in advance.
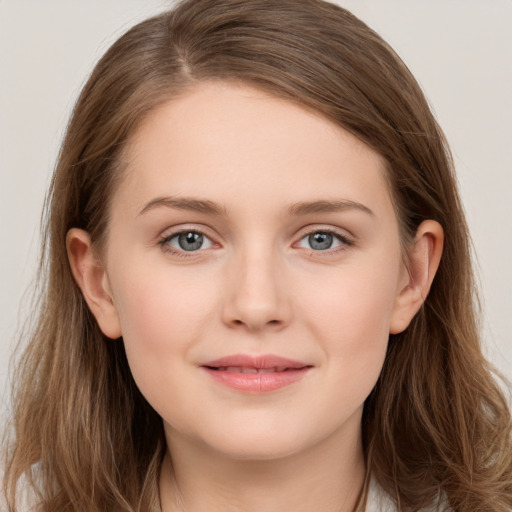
[159,423,366,512]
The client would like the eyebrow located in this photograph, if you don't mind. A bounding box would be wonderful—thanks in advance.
[138,196,374,218]
[138,196,228,217]
[287,199,374,217]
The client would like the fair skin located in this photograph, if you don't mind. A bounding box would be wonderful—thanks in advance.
[67,81,443,512]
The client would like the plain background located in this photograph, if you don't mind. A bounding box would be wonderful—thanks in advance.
[1,0,511,421]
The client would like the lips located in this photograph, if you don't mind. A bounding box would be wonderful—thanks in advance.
[201,354,312,393]
[214,366,291,373]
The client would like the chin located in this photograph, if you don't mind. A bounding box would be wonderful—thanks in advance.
[209,434,309,462]
[191,415,334,463]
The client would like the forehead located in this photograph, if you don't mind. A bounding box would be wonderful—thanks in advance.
[115,81,393,219]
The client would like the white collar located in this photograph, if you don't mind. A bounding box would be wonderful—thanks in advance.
[365,478,397,511]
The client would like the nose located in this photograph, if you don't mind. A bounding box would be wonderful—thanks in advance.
[221,247,292,333]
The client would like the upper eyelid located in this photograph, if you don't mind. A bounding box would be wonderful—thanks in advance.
[157,224,355,246]
[295,231,352,248]
[160,224,218,240]
[294,224,355,240]
[162,229,213,242]
[158,226,220,253]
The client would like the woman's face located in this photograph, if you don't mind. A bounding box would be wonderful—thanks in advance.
[100,81,410,460]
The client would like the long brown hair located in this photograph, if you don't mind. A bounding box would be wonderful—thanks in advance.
[3,1,511,510]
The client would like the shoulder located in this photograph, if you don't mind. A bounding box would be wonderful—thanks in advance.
[0,462,41,512]
[365,479,450,512]
[365,478,397,512]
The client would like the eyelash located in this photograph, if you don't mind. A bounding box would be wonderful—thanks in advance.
[158,228,217,258]
[295,229,354,255]
[158,227,354,258]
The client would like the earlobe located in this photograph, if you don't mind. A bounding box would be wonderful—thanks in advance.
[66,228,122,339]
[389,220,444,334]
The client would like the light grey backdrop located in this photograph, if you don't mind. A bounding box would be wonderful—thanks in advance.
[1,0,511,421]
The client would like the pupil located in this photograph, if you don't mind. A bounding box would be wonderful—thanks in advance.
[309,232,333,250]
[178,232,203,251]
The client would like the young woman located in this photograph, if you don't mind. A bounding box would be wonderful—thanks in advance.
[3,0,511,510]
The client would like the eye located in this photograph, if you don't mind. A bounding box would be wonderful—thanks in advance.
[163,231,214,252]
[296,231,349,251]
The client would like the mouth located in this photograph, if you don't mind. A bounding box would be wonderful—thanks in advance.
[206,366,302,373]
[201,354,312,393]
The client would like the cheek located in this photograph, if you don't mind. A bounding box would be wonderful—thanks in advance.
[113,260,214,336]
[108,262,217,388]
[300,255,401,380]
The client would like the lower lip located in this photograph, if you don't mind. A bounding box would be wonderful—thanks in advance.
[202,367,311,393]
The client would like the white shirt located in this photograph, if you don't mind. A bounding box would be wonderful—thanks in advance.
[365,478,447,511]
[365,479,397,511]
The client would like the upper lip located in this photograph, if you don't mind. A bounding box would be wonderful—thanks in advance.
[201,354,311,370]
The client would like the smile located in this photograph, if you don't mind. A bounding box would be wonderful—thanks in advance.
[201,354,312,393]
[211,366,295,373]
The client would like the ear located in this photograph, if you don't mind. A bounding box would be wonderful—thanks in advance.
[66,228,122,339]
[389,220,444,334]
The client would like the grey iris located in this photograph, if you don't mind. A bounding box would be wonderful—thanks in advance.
[309,232,333,250]
[178,232,204,251]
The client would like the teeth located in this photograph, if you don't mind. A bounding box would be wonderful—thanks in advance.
[240,367,258,374]
[225,366,242,373]
[216,367,288,373]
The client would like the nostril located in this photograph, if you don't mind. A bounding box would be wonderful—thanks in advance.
[229,318,282,329]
